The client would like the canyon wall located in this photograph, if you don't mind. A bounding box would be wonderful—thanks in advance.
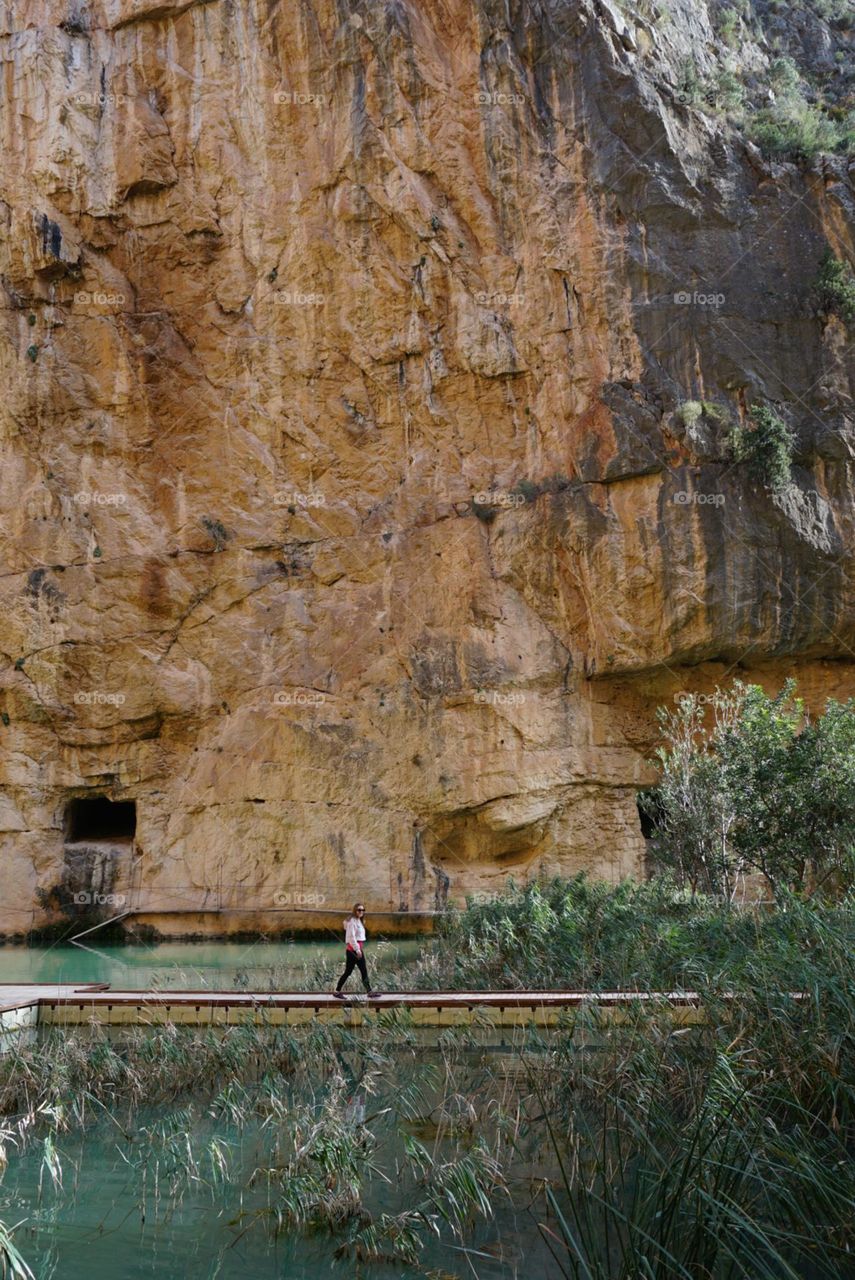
[0,0,853,936]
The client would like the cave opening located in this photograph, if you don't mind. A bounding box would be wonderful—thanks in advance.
[65,796,137,843]
[637,790,665,841]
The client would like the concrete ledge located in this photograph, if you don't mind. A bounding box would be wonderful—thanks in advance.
[0,984,787,1031]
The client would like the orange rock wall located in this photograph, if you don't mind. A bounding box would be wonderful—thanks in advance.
[0,0,853,935]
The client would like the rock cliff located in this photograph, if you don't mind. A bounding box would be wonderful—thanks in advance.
[0,0,853,936]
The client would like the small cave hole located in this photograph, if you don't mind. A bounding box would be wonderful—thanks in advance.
[65,796,137,843]
[637,790,664,841]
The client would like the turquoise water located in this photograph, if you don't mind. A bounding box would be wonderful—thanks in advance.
[3,1144,357,1279]
[2,1130,534,1280]
[0,942,551,1277]
[0,1044,545,1280]
[0,939,421,991]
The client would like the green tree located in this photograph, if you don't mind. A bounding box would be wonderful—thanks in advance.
[645,682,855,900]
[714,681,807,895]
[796,698,855,889]
[641,691,745,898]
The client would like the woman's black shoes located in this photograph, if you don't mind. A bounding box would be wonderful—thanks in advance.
[368,991,382,999]
[332,990,345,999]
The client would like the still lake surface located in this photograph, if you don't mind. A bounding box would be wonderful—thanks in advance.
[0,940,559,1278]
[0,938,422,991]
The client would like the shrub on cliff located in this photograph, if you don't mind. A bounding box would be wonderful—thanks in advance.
[745,56,851,159]
[748,99,844,158]
[678,399,728,429]
[816,249,855,325]
[643,681,855,900]
[728,404,794,490]
[682,43,852,160]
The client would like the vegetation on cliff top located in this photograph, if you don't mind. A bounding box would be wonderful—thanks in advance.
[663,0,855,159]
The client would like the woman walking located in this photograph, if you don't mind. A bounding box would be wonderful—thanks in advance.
[333,903,381,998]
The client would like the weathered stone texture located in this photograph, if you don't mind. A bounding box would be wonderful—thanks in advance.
[0,0,852,935]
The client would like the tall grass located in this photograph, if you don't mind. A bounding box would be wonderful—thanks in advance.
[0,1016,505,1271]
[530,1040,855,1279]
[0,1220,34,1280]
[416,874,855,993]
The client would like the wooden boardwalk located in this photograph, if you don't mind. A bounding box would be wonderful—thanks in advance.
[0,983,742,1030]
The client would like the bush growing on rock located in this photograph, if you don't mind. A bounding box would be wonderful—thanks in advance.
[681,39,853,161]
[728,404,794,490]
[201,516,229,550]
[748,97,845,158]
[745,58,849,157]
[816,249,855,324]
[679,399,729,428]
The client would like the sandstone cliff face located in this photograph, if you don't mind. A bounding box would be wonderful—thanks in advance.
[0,0,853,937]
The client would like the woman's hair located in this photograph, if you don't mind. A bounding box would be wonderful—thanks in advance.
[351,903,365,917]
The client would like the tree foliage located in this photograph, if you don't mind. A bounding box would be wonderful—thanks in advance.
[642,681,855,899]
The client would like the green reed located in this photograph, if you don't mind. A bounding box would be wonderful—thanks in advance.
[0,878,852,1276]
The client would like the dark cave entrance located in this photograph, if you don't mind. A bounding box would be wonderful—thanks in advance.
[65,796,137,843]
[637,795,660,841]
[637,790,666,876]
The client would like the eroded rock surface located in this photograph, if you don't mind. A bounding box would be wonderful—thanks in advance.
[0,0,853,935]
